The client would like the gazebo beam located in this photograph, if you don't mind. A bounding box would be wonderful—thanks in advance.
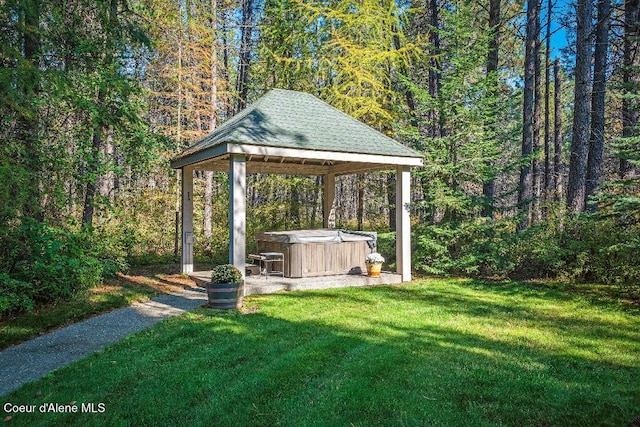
[229,154,247,279]
[181,166,194,274]
[396,166,411,282]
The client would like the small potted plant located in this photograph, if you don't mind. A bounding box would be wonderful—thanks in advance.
[208,264,244,309]
[365,252,385,277]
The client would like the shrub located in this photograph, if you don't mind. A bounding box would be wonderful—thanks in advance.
[0,219,128,317]
[0,273,35,315]
[413,213,640,286]
[211,264,242,284]
[413,219,515,277]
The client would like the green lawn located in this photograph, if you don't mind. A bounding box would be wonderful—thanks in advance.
[2,278,639,426]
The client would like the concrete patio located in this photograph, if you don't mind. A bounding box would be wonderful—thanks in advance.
[189,271,403,295]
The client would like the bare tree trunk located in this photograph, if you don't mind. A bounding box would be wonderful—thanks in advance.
[310,176,321,227]
[532,9,542,222]
[174,35,184,258]
[236,0,253,112]
[204,172,213,246]
[289,183,301,229]
[518,0,540,230]
[482,0,501,219]
[203,0,219,248]
[621,0,640,178]
[543,0,552,200]
[20,0,43,221]
[387,174,396,231]
[428,0,442,138]
[357,174,365,230]
[586,0,611,210]
[82,123,105,229]
[553,58,563,200]
[567,0,593,213]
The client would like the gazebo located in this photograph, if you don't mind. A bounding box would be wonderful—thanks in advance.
[170,89,423,284]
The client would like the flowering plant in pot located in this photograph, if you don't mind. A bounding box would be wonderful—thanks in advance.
[208,264,243,309]
[365,252,385,277]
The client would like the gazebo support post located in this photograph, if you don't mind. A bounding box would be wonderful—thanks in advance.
[229,154,247,279]
[323,173,335,229]
[396,166,411,282]
[181,166,194,274]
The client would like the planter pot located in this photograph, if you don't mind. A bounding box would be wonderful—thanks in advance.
[366,262,382,277]
[207,281,244,309]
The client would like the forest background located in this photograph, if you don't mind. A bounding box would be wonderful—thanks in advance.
[1,0,639,316]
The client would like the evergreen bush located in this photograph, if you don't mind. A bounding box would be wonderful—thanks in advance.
[0,219,127,317]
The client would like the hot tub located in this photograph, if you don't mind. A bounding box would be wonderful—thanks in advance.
[255,229,376,278]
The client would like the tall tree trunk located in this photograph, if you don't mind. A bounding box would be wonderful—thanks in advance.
[20,0,43,221]
[174,36,184,258]
[82,122,105,229]
[310,176,321,227]
[387,173,396,231]
[203,0,219,248]
[518,0,540,230]
[204,172,213,247]
[532,10,542,222]
[621,0,640,178]
[357,174,365,230]
[289,183,301,229]
[223,13,230,116]
[553,58,563,200]
[543,0,552,199]
[586,0,611,209]
[482,0,501,219]
[567,0,593,213]
[236,0,253,112]
[428,0,442,138]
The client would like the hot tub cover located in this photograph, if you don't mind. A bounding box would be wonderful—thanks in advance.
[256,229,377,246]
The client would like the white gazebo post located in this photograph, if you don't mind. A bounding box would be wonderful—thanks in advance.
[229,154,247,279]
[181,165,194,274]
[323,173,336,229]
[396,166,411,282]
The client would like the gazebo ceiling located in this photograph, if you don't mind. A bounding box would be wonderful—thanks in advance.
[170,89,423,175]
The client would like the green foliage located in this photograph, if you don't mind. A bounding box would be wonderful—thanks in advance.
[0,219,127,317]
[254,0,320,92]
[413,213,640,286]
[376,232,396,266]
[0,274,35,316]
[211,264,243,284]
[414,218,515,277]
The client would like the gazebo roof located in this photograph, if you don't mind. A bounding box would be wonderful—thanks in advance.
[170,89,423,176]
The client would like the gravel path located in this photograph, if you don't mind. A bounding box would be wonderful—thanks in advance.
[0,287,207,396]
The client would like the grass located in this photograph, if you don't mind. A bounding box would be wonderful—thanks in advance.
[2,278,640,426]
[0,265,200,350]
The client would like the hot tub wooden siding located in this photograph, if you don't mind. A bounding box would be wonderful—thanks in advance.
[256,236,371,278]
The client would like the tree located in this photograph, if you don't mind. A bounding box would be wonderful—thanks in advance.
[543,0,552,199]
[553,58,563,200]
[566,0,593,213]
[518,0,541,229]
[236,0,254,111]
[621,0,640,179]
[482,0,502,219]
[585,0,611,209]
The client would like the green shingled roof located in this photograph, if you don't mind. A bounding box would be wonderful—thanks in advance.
[173,89,422,162]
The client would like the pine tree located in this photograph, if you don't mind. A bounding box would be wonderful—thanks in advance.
[518,0,540,230]
[585,0,612,210]
[567,0,593,213]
